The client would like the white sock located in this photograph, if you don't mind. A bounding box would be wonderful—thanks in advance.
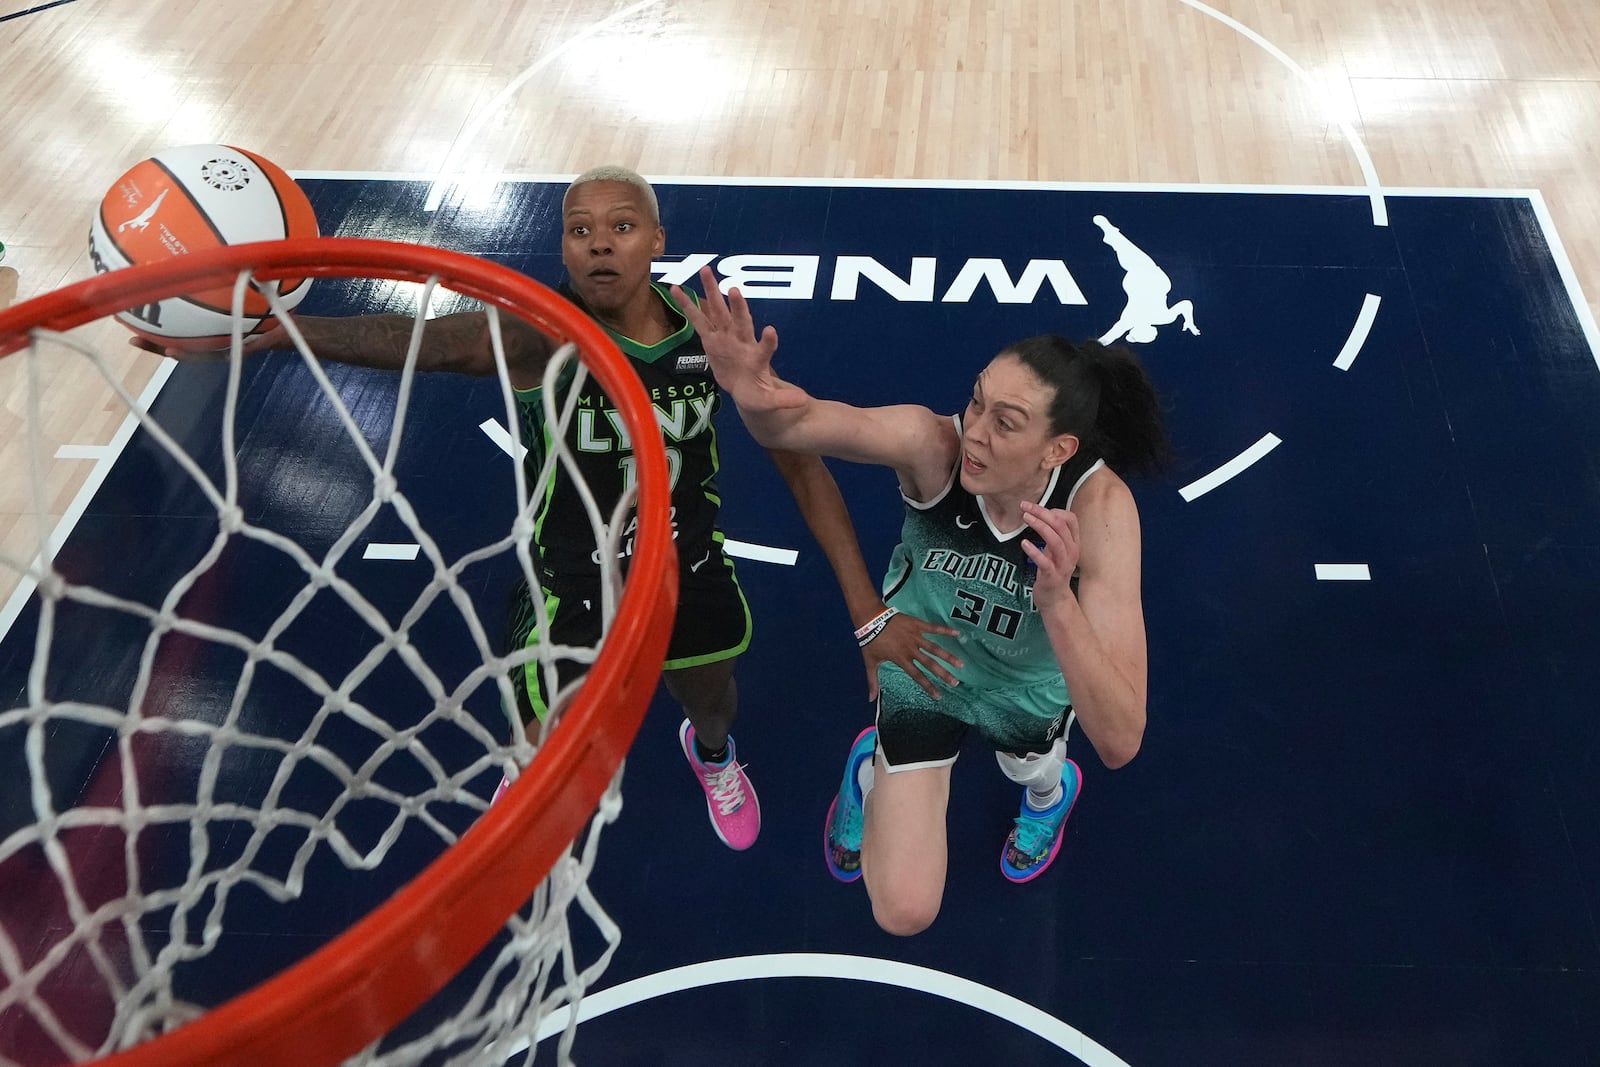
[1026,781,1062,811]
[997,739,1067,808]
[856,756,876,802]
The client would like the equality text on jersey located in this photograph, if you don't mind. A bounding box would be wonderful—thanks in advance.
[920,549,1036,606]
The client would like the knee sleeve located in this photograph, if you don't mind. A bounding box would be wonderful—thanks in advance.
[996,737,1067,790]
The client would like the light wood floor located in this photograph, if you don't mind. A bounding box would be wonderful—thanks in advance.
[2,0,1598,591]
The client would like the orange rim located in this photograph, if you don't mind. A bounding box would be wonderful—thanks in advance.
[0,238,678,1066]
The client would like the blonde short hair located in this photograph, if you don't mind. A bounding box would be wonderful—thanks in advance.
[563,165,660,224]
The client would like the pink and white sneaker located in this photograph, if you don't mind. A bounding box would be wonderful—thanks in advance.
[678,719,761,850]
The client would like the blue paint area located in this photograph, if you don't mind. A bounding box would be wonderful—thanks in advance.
[2,179,1598,1064]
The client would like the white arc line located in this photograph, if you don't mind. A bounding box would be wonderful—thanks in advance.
[1174,0,1387,226]
[526,953,1132,1066]
[421,0,668,212]
[1316,563,1371,580]
[1334,294,1381,371]
[1180,433,1283,501]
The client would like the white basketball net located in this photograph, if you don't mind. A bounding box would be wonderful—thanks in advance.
[0,270,650,1066]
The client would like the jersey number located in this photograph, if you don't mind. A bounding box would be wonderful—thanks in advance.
[950,590,1022,640]
[618,448,683,495]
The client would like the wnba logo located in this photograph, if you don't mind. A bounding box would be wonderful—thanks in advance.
[652,214,1202,346]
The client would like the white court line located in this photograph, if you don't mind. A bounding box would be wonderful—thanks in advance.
[1316,563,1371,581]
[1334,294,1382,371]
[296,172,1536,202]
[478,417,526,460]
[477,420,799,566]
[1180,433,1283,502]
[723,540,798,566]
[1173,0,1387,227]
[362,543,421,561]
[420,0,667,212]
[526,954,1131,1067]
[53,444,112,460]
[1528,190,1600,373]
[0,359,179,644]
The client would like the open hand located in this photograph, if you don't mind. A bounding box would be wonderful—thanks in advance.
[1019,501,1081,609]
[671,266,806,412]
[861,609,964,701]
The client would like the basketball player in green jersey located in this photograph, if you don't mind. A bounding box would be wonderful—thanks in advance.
[676,266,1168,932]
[147,167,960,852]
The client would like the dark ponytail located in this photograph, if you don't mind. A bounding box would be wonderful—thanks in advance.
[1002,335,1172,476]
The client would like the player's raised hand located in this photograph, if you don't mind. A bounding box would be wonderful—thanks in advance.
[672,266,805,412]
[1019,501,1081,609]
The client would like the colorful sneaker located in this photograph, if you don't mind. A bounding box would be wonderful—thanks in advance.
[678,719,760,850]
[1000,759,1081,883]
[824,726,877,883]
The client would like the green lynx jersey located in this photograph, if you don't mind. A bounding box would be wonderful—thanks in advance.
[515,283,722,579]
[881,413,1105,716]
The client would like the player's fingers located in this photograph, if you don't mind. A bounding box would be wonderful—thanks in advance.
[669,284,697,319]
[1020,504,1077,565]
[897,610,957,638]
[1018,535,1070,583]
[1056,508,1080,545]
[908,652,953,694]
[910,667,944,700]
[917,640,963,670]
[1019,499,1068,537]
[728,285,760,338]
[696,265,731,319]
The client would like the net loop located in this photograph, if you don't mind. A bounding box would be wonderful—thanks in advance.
[0,238,676,1067]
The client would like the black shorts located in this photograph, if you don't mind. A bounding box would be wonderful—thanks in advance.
[874,664,1071,770]
[503,546,750,724]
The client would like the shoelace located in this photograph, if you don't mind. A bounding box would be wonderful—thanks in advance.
[1011,807,1059,857]
[703,761,748,815]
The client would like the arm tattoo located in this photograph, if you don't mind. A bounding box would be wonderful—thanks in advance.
[292,311,552,381]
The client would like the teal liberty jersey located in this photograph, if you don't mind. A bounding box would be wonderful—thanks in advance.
[881,414,1105,717]
[515,283,722,578]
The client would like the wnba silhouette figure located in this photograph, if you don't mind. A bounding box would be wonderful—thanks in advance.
[1094,214,1200,345]
[118,190,169,234]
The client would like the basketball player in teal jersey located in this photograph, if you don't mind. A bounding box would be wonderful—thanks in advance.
[676,265,1168,933]
[141,167,961,852]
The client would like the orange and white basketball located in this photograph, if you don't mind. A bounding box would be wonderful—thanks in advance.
[88,144,319,350]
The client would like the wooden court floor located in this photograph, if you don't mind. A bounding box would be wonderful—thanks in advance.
[2,1,1598,1062]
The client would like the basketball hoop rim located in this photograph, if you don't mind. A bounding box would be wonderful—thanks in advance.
[1,237,678,1067]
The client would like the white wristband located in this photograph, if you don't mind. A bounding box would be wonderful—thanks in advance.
[854,606,899,647]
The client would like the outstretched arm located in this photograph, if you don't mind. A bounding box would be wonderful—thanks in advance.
[671,265,955,495]
[1018,478,1148,769]
[135,309,558,391]
[768,449,963,700]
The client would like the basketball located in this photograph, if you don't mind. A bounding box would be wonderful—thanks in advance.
[88,144,319,350]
